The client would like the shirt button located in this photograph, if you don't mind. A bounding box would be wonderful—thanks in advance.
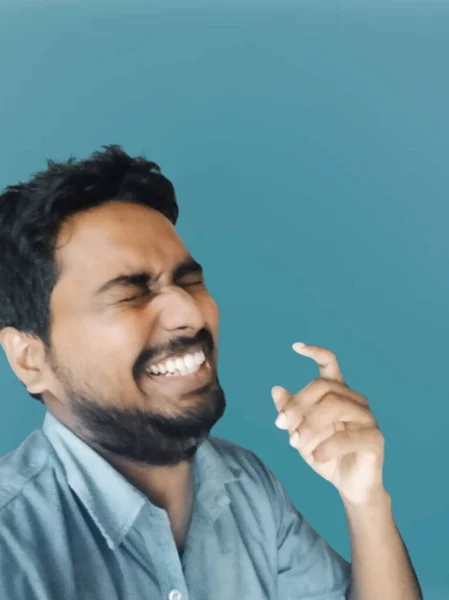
[168,590,182,600]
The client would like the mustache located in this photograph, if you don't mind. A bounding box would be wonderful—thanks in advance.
[134,328,214,379]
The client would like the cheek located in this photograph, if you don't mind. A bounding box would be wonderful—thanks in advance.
[62,312,149,370]
[203,294,220,342]
[101,317,154,369]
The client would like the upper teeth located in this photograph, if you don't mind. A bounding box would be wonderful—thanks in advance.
[146,350,206,376]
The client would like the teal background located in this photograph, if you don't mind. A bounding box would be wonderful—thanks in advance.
[1,1,448,597]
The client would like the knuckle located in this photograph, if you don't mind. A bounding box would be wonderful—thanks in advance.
[320,392,339,409]
[309,377,322,390]
[297,422,309,438]
[364,406,377,423]
[376,427,385,445]
[359,393,370,406]
[315,377,329,388]
[284,406,295,420]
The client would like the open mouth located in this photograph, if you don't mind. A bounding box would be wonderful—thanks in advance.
[145,349,209,378]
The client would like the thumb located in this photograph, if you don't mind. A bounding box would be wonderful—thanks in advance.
[271,385,292,413]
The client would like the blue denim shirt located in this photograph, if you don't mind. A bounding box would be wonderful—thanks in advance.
[0,411,351,599]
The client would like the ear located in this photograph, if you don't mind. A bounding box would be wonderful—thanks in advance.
[0,328,49,395]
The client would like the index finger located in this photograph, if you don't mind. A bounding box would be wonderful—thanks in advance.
[293,343,346,385]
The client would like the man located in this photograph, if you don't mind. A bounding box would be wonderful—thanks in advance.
[0,145,422,599]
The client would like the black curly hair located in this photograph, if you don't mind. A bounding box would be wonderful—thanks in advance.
[0,144,178,403]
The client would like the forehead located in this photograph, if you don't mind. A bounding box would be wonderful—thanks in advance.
[54,201,186,290]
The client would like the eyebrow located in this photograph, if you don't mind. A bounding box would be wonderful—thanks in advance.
[94,256,204,296]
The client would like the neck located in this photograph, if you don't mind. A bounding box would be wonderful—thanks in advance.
[97,448,195,510]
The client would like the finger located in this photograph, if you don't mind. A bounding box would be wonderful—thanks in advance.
[293,343,345,384]
[271,385,292,413]
[296,393,375,445]
[290,421,339,456]
[272,386,304,434]
[278,379,369,431]
[312,426,384,463]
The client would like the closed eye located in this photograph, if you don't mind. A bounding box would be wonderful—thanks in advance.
[120,278,204,302]
[120,288,151,302]
[178,278,205,287]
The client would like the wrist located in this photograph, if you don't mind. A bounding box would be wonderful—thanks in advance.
[341,488,392,515]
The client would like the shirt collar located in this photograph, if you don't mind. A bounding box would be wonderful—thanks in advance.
[42,411,241,549]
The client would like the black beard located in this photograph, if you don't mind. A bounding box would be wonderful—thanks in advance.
[67,378,226,466]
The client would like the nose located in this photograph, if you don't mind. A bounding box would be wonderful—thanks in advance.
[153,286,205,334]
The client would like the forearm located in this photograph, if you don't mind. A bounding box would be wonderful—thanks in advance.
[343,491,423,600]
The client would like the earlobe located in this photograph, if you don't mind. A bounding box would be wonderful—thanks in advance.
[0,328,47,394]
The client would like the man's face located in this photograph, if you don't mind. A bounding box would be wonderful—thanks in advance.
[44,200,225,465]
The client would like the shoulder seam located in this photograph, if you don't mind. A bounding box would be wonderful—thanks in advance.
[0,443,53,513]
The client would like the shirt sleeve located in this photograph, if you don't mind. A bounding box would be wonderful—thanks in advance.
[253,454,352,600]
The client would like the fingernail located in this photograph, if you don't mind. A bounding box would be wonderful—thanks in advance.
[293,342,307,351]
[275,412,289,429]
[290,432,300,447]
[271,386,283,399]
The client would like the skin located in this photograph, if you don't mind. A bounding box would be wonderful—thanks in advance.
[0,200,226,550]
